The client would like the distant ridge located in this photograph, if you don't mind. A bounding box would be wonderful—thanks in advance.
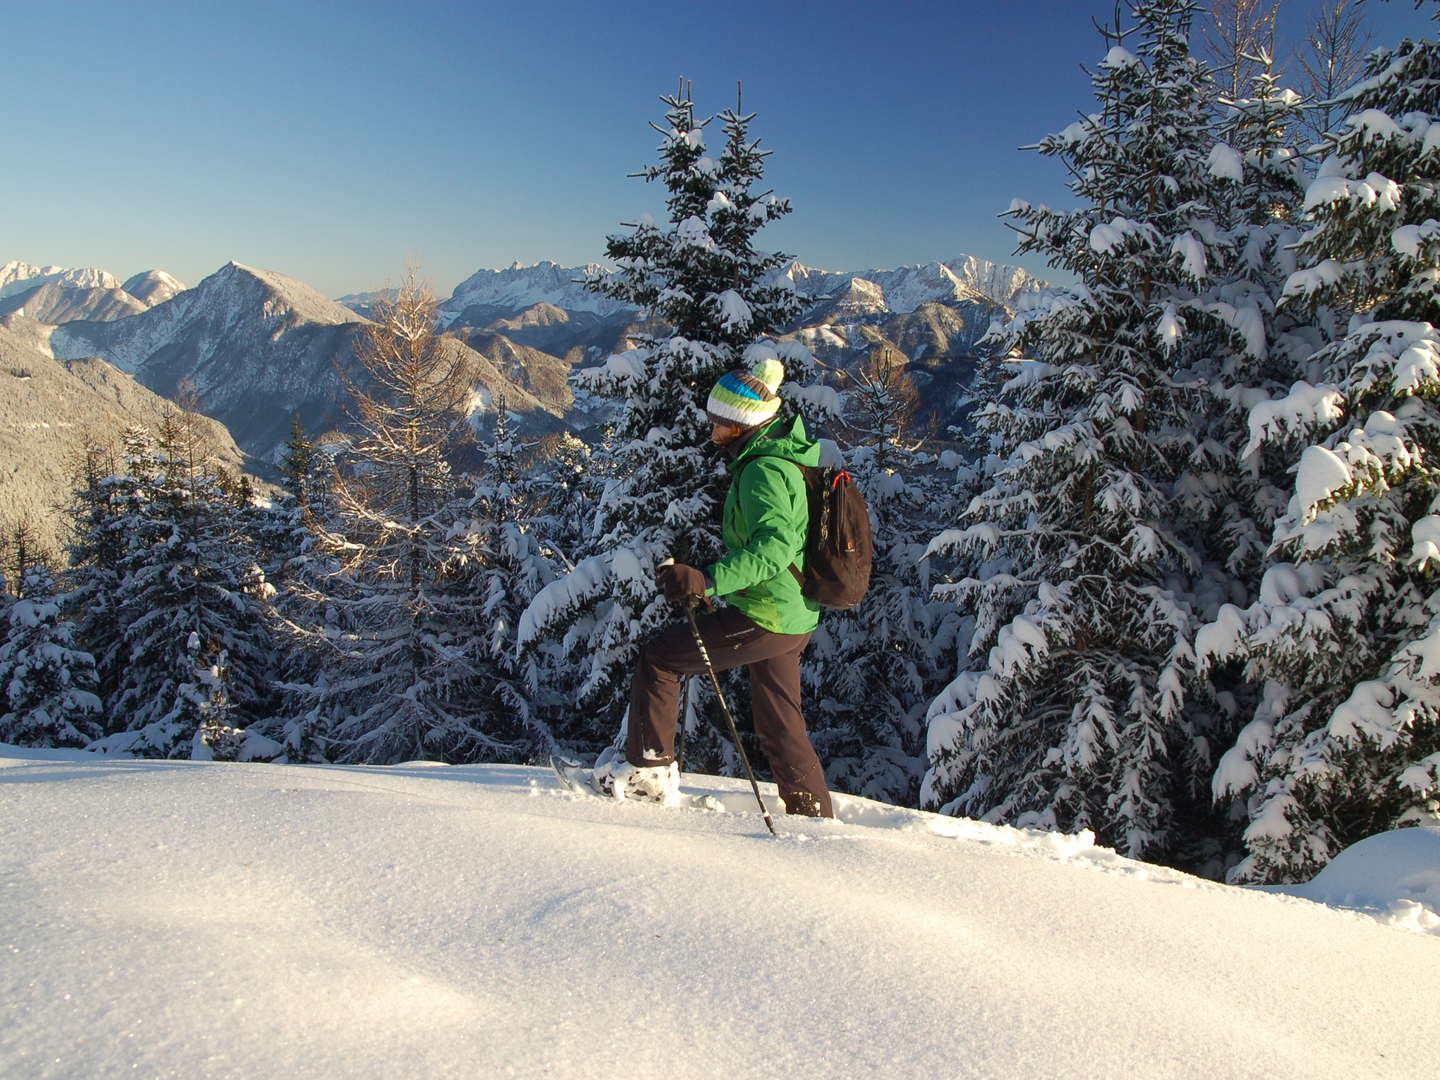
[425,255,1047,330]
[0,260,187,316]
[0,260,122,302]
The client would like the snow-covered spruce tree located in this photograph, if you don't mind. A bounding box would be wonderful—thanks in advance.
[95,413,276,760]
[520,83,810,757]
[0,563,102,748]
[923,1,1242,866]
[280,283,525,764]
[252,417,336,585]
[244,419,344,761]
[463,403,561,757]
[1178,56,1330,867]
[62,440,142,713]
[1201,23,1440,883]
[1204,50,1315,578]
[803,348,959,805]
[528,430,598,571]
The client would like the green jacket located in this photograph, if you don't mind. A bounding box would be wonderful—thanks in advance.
[705,415,821,635]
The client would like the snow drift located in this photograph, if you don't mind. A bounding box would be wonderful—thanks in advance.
[1,748,1436,1078]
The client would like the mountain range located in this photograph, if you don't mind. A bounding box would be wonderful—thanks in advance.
[0,261,185,325]
[420,256,1042,328]
[0,252,1045,552]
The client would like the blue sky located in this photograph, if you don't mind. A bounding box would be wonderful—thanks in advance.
[5,0,1435,297]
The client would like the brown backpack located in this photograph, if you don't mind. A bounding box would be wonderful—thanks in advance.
[738,458,873,610]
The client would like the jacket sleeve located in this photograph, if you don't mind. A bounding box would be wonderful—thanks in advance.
[708,458,805,597]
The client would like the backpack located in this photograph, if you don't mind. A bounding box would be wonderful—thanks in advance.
[738,457,873,610]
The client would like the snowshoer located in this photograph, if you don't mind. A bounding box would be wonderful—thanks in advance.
[594,357,833,817]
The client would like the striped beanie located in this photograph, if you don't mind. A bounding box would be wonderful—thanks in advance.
[707,357,785,428]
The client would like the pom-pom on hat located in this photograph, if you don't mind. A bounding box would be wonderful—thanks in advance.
[707,357,785,429]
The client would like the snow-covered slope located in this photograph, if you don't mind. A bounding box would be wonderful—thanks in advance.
[0,282,147,324]
[2,747,1435,1079]
[0,323,247,553]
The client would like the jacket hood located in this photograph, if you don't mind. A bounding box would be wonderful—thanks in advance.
[728,414,821,472]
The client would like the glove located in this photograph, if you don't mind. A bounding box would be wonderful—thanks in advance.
[656,562,709,602]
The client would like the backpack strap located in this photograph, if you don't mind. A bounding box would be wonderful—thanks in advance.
[733,455,806,586]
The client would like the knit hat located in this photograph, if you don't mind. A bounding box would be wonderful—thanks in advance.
[706,357,784,428]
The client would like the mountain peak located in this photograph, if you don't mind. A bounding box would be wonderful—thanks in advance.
[196,262,365,327]
[122,269,187,307]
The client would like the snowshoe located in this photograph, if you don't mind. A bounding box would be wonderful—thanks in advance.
[550,752,681,806]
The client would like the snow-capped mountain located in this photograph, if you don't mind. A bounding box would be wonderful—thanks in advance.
[0,261,123,302]
[423,253,1043,435]
[53,261,365,376]
[440,260,632,327]
[14,248,1043,475]
[0,261,188,321]
[50,262,569,465]
[121,269,187,307]
[780,256,1045,314]
[49,262,384,462]
[437,254,1045,329]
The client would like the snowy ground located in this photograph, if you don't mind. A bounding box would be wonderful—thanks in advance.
[2,747,1437,1079]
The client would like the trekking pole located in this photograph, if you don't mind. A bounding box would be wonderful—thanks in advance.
[682,597,777,836]
[675,671,690,775]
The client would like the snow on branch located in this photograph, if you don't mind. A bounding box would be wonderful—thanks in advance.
[1089,217,1157,255]
[1302,171,1402,215]
[1244,380,1344,457]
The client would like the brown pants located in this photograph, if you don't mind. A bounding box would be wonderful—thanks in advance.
[627,606,833,818]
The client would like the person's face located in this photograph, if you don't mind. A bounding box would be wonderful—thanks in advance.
[710,419,747,446]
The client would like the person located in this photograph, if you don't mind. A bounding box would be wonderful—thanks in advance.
[593,356,834,818]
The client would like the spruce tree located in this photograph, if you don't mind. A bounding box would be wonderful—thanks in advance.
[924,0,1236,865]
[1202,20,1440,882]
[94,414,275,759]
[0,564,102,748]
[805,349,958,805]
[228,417,353,762]
[520,83,809,754]
[466,406,560,756]
[1180,56,1328,871]
[63,440,142,714]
